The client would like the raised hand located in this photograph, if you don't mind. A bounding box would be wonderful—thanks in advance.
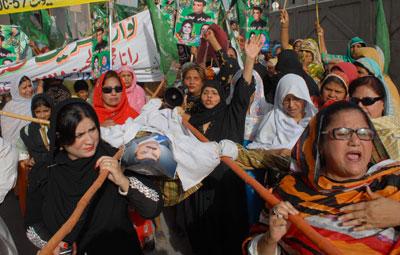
[244,34,264,60]
[280,9,289,27]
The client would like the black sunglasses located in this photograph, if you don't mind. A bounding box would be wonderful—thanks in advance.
[349,96,383,106]
[102,86,123,94]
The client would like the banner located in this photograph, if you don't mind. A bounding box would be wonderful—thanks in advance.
[0,0,107,15]
[0,10,163,92]
[244,2,269,52]
[0,25,21,65]
[174,0,221,46]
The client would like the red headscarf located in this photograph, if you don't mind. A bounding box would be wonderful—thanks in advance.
[332,62,358,84]
[93,70,139,124]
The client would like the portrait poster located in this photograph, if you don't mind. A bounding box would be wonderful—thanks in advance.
[160,0,177,27]
[174,0,221,46]
[121,133,178,179]
[245,4,269,52]
[0,25,21,65]
[91,14,110,78]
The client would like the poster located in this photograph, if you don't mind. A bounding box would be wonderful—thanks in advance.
[0,25,21,65]
[160,0,177,27]
[91,13,110,78]
[121,133,178,178]
[245,4,269,52]
[174,0,221,46]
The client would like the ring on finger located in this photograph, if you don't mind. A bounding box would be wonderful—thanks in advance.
[272,207,283,219]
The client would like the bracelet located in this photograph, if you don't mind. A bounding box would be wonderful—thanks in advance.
[118,186,128,196]
[281,26,289,28]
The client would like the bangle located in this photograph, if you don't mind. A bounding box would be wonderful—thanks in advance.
[118,186,128,196]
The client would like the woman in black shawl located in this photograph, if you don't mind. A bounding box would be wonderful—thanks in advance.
[183,35,261,255]
[263,49,320,104]
[17,94,53,168]
[24,98,162,255]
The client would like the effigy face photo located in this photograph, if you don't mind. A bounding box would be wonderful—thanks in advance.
[121,132,178,178]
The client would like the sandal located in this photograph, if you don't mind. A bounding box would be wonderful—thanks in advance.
[155,230,166,242]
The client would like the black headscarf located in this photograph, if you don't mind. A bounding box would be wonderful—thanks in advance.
[20,94,53,163]
[38,98,139,253]
[189,79,226,127]
[264,49,320,103]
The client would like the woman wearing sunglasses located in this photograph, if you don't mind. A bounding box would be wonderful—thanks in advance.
[244,101,400,255]
[349,75,399,160]
[93,70,139,127]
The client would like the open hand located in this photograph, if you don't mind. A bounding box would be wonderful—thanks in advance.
[244,34,264,59]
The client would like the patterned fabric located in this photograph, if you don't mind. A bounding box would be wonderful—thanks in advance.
[26,226,47,249]
[299,39,324,84]
[372,116,400,161]
[156,177,202,206]
[128,176,160,202]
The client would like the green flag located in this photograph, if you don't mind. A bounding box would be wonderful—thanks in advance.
[9,11,49,47]
[375,0,390,74]
[41,10,65,49]
[146,0,179,87]
[230,0,246,34]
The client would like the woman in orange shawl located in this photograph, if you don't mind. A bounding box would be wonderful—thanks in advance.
[244,101,400,255]
[93,70,139,126]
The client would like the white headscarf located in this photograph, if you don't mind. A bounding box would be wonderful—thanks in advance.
[1,76,33,145]
[247,73,318,150]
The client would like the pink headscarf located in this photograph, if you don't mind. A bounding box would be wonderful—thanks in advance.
[116,65,147,113]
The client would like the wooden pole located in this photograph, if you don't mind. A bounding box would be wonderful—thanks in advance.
[38,146,125,255]
[151,77,166,99]
[0,110,50,126]
[180,118,342,255]
[315,0,322,53]
[283,0,287,10]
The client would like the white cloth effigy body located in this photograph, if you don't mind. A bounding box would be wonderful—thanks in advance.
[101,99,233,191]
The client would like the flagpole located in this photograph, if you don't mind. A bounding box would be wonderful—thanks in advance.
[109,0,113,71]
[315,0,321,53]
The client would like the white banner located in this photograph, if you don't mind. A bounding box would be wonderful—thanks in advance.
[0,10,163,92]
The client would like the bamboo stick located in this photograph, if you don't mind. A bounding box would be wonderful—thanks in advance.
[38,146,125,255]
[283,0,287,10]
[315,0,322,53]
[181,118,342,255]
[151,77,166,98]
[0,110,50,125]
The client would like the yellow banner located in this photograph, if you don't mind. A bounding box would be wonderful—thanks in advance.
[0,0,107,14]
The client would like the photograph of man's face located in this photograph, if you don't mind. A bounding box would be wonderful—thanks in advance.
[192,0,206,14]
[96,29,104,44]
[253,9,261,21]
[136,141,161,161]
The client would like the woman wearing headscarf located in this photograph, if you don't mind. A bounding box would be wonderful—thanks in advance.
[354,47,400,116]
[24,98,162,254]
[92,70,139,127]
[279,10,324,85]
[117,65,147,114]
[349,76,400,160]
[263,50,320,104]
[244,101,400,255]
[1,76,34,145]
[316,23,366,64]
[183,35,260,255]
[16,94,53,168]
[247,74,318,155]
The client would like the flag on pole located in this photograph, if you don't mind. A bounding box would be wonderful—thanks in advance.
[41,10,66,49]
[375,0,390,74]
[146,0,179,87]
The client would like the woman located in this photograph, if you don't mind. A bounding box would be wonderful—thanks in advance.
[117,65,147,114]
[349,76,399,160]
[92,70,139,127]
[317,23,366,64]
[184,35,260,255]
[16,94,53,168]
[317,69,351,108]
[263,50,320,104]
[354,47,400,117]
[247,74,318,156]
[184,29,240,115]
[298,38,325,84]
[24,98,162,254]
[1,76,34,145]
[292,39,303,52]
[245,101,400,254]
[175,20,196,44]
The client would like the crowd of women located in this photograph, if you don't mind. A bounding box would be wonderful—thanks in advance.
[0,7,399,255]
